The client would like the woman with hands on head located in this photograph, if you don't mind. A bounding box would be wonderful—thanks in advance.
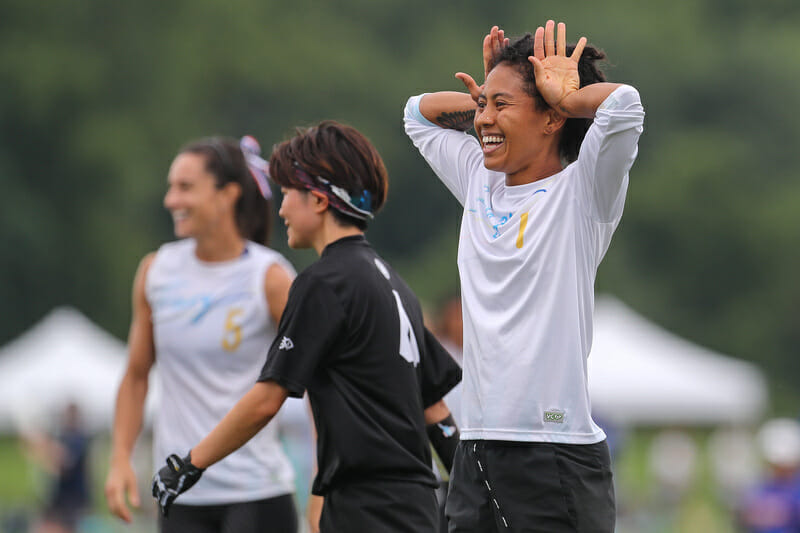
[104,136,300,533]
[404,21,644,532]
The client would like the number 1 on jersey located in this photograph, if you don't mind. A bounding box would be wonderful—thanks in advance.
[516,212,529,249]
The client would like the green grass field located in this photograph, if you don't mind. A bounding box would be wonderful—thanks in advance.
[0,430,746,533]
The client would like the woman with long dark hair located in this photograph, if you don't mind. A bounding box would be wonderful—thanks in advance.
[105,136,300,533]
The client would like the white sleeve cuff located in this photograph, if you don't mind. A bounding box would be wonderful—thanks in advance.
[598,85,641,112]
[404,94,438,127]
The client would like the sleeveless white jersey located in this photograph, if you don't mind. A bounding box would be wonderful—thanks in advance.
[147,239,296,504]
[405,86,644,444]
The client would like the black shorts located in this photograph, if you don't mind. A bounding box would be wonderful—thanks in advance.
[446,440,615,532]
[159,493,298,533]
[320,480,439,533]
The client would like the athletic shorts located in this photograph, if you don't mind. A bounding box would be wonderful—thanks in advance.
[159,493,298,533]
[320,480,439,532]
[446,440,615,532]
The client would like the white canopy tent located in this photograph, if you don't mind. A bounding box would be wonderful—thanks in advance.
[0,300,770,434]
[588,296,768,426]
[0,307,311,445]
[0,307,157,434]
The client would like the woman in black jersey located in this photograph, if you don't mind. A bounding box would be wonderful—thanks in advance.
[152,121,462,533]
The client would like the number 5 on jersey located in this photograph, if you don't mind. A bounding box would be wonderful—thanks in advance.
[222,308,243,352]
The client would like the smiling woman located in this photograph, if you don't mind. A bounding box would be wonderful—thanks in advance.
[105,136,301,533]
[405,21,644,532]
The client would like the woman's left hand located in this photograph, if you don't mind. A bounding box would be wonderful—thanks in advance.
[528,20,587,113]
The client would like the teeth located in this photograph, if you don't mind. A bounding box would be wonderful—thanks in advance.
[172,210,188,221]
[482,135,504,144]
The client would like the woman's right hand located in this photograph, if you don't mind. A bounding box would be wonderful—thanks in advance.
[105,458,141,523]
[456,25,509,105]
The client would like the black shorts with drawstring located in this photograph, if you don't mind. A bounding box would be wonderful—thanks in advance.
[446,440,615,532]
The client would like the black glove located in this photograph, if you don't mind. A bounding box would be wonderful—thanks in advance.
[151,452,204,516]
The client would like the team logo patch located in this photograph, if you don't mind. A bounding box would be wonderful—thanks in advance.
[278,336,294,350]
[543,409,565,424]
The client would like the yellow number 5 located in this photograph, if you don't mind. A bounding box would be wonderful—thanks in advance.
[222,308,243,352]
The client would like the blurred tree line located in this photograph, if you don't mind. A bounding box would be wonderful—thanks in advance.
[1,0,799,409]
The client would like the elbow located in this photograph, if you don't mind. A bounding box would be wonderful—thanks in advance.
[248,381,287,427]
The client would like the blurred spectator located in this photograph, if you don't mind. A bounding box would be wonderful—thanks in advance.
[432,295,463,423]
[434,295,463,366]
[23,402,91,533]
[708,426,760,507]
[738,418,800,533]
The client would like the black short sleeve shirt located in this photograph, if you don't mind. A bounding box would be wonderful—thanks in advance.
[259,236,461,495]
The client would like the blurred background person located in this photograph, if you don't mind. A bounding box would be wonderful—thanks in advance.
[22,402,91,533]
[647,428,698,528]
[738,417,800,533]
[433,295,463,368]
[104,136,302,533]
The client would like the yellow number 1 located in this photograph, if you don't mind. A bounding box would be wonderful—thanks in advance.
[516,212,529,249]
[222,308,244,352]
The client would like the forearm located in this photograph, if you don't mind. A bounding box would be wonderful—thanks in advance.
[190,381,286,469]
[110,373,149,464]
[556,83,622,118]
[419,92,477,131]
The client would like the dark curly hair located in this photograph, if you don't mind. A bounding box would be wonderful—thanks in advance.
[493,34,608,163]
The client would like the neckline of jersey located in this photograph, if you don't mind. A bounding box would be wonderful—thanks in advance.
[321,234,367,256]
[190,241,250,269]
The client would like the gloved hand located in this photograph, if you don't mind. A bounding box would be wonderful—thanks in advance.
[151,453,204,516]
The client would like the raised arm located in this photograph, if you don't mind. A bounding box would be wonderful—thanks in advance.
[418,25,510,130]
[105,254,156,523]
[418,92,477,131]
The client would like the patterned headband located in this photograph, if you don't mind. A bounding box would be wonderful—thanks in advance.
[291,162,374,221]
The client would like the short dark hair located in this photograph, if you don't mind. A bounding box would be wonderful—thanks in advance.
[493,34,608,163]
[180,137,272,245]
[269,121,388,231]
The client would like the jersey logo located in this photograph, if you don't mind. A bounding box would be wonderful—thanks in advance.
[278,336,294,350]
[543,409,565,424]
[437,423,457,438]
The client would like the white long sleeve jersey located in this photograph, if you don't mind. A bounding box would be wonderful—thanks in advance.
[404,86,644,443]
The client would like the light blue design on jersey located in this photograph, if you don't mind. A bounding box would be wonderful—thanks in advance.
[153,290,251,324]
[475,186,514,239]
